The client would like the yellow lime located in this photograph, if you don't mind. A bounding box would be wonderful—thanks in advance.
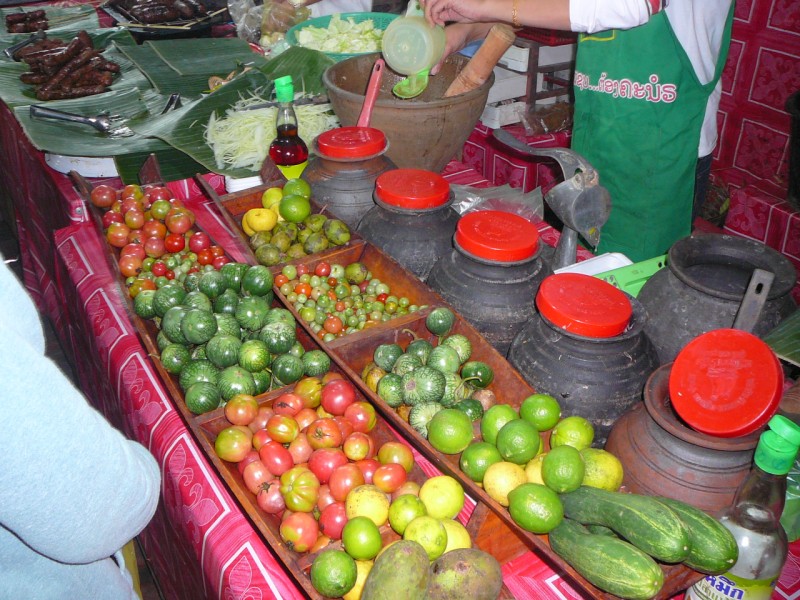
[550,415,595,451]
[343,560,373,600]
[480,404,519,446]
[346,484,391,527]
[419,475,465,520]
[519,393,562,432]
[440,518,472,553]
[261,186,283,209]
[388,494,427,535]
[427,408,474,455]
[244,207,278,232]
[279,193,312,223]
[241,211,256,236]
[541,445,585,493]
[310,549,357,598]
[580,447,625,491]
[524,453,546,485]
[483,461,527,507]
[403,516,447,561]
[507,483,564,534]
[459,441,503,484]
[283,177,312,199]
[495,419,541,465]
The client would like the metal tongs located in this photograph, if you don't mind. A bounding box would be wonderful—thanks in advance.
[4,29,46,60]
[29,105,135,137]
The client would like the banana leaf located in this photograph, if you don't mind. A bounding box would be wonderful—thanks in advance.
[146,37,266,77]
[764,309,800,367]
[0,5,100,43]
[130,46,336,179]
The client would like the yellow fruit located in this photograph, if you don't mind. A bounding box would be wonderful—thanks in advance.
[581,447,625,491]
[419,476,464,520]
[483,461,527,507]
[241,211,256,236]
[342,560,373,600]
[440,518,472,553]
[244,208,278,232]
[346,484,391,527]
[525,453,546,485]
[403,516,447,561]
[261,186,283,209]
[550,415,595,451]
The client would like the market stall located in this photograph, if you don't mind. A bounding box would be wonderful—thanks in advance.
[1,1,800,600]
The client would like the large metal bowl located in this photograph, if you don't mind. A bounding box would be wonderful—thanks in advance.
[323,52,493,173]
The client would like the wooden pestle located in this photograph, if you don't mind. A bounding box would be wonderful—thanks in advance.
[444,24,517,98]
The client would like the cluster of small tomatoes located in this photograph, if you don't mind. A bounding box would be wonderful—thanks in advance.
[214,373,418,554]
[89,183,231,298]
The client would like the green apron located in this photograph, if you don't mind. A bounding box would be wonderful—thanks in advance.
[571,8,733,262]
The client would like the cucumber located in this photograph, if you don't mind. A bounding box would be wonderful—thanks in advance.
[560,486,690,563]
[655,496,738,574]
[549,519,664,600]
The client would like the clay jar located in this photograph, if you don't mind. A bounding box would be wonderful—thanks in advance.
[357,169,458,281]
[605,364,760,516]
[426,210,551,356]
[303,127,396,229]
[508,273,659,446]
[637,233,797,364]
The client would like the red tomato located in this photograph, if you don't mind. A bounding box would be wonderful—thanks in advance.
[121,184,144,201]
[306,418,343,450]
[274,273,289,287]
[237,449,261,475]
[188,231,211,253]
[123,208,145,230]
[128,277,156,297]
[212,255,230,270]
[144,186,172,203]
[329,463,365,502]
[142,220,167,239]
[316,484,336,512]
[294,407,317,431]
[102,210,124,228]
[288,433,314,465]
[224,394,259,426]
[273,392,304,417]
[164,232,185,253]
[164,270,175,280]
[165,207,194,234]
[377,441,415,473]
[320,379,357,416]
[376,293,389,303]
[327,277,338,287]
[355,458,380,484]
[334,416,354,440]
[149,199,171,220]
[294,282,312,297]
[215,426,252,462]
[120,243,146,261]
[279,511,319,552]
[143,236,167,258]
[257,479,285,514]
[318,501,348,540]
[308,448,348,485]
[294,377,323,409]
[296,263,310,276]
[251,428,272,451]
[90,184,117,208]
[266,414,300,444]
[323,315,344,334]
[242,459,273,495]
[209,245,225,258]
[197,248,214,266]
[280,466,320,513]
[249,406,274,433]
[259,441,294,476]
[118,254,142,278]
[310,535,332,554]
[314,261,331,277]
[150,261,167,277]
[106,222,131,248]
[372,463,407,494]
[344,401,377,433]
[342,432,375,462]
[127,229,144,245]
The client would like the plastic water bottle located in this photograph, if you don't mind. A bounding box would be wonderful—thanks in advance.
[687,415,800,600]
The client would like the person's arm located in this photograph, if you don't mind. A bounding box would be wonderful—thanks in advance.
[0,263,160,564]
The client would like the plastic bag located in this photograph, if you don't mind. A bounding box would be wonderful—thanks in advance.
[520,101,573,137]
[261,0,309,35]
[450,183,544,224]
[228,0,263,43]
[782,459,800,542]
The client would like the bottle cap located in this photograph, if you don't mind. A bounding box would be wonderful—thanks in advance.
[454,210,539,262]
[316,127,387,159]
[768,414,800,447]
[374,169,450,209]
[274,75,294,103]
[669,329,784,438]
[535,273,633,338]
[754,430,800,475]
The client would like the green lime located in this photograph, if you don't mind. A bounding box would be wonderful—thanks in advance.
[279,194,312,223]
[282,177,312,199]
[342,516,383,561]
[426,408,474,455]
[388,494,427,535]
[541,445,585,494]
[519,393,562,432]
[403,516,447,560]
[460,441,503,483]
[508,483,564,534]
[310,549,357,598]
[495,419,541,465]
[550,415,595,450]
[480,404,519,446]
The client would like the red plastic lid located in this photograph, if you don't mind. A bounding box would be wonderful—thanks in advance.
[316,126,386,159]
[374,169,450,209]
[535,273,633,338]
[669,329,784,438]
[454,210,539,262]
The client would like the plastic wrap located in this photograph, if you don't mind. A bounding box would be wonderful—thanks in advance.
[450,183,544,224]
[520,101,573,136]
[782,463,800,542]
[228,0,264,42]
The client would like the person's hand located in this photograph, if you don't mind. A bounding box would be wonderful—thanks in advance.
[422,0,487,27]
[430,22,493,75]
